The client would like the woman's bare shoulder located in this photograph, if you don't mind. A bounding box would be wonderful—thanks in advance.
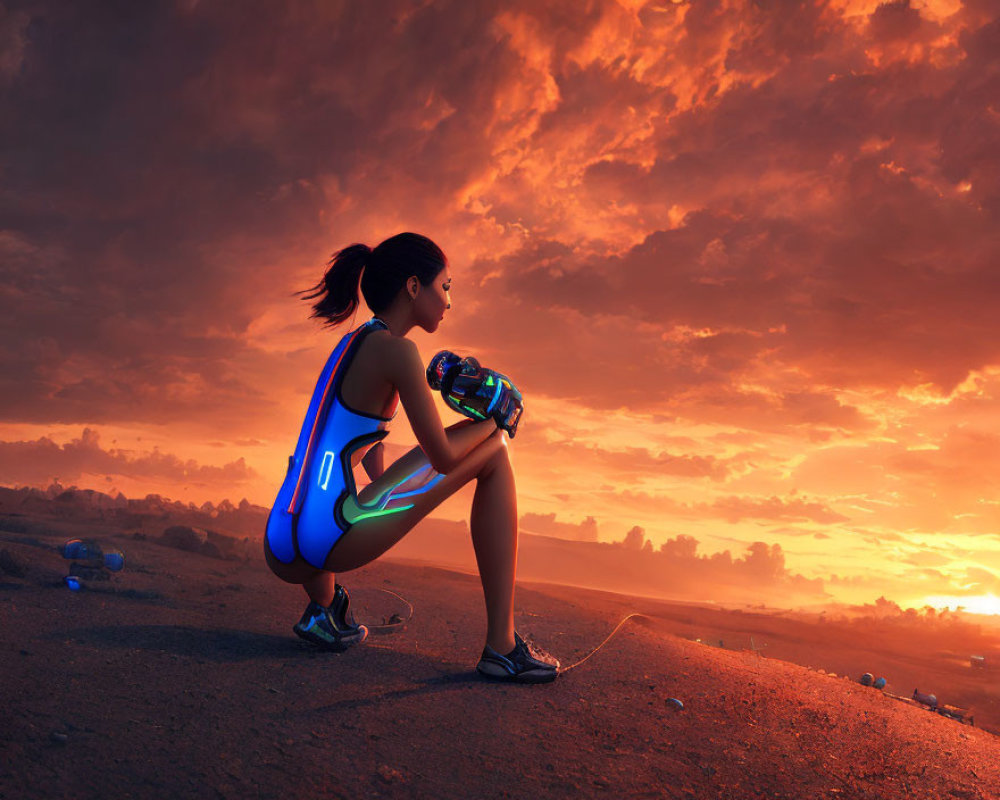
[365,331,416,372]
[370,330,417,358]
[368,331,424,385]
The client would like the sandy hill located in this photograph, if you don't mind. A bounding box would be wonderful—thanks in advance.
[1,507,999,799]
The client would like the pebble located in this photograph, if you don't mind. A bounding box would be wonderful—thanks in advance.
[51,732,68,745]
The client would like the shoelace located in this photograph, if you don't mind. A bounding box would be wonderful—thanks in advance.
[519,634,558,665]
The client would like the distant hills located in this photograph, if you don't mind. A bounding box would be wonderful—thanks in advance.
[0,482,830,607]
[0,482,268,539]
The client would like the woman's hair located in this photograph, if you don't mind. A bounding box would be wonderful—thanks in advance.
[297,232,447,328]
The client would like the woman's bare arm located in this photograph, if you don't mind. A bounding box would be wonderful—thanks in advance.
[386,337,498,474]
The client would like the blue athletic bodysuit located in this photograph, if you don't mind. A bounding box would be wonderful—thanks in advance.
[265,317,445,570]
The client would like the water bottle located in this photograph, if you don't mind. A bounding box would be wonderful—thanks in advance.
[61,539,125,590]
[61,539,125,571]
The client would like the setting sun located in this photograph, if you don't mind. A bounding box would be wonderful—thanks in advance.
[923,593,1000,617]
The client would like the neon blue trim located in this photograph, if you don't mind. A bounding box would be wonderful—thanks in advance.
[485,379,503,414]
[404,463,434,480]
[352,461,443,511]
[390,472,445,500]
[356,461,442,508]
[318,450,335,490]
[358,476,414,511]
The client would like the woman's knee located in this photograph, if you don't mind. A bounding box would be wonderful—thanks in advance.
[479,434,511,478]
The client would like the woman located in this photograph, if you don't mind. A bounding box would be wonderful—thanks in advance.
[264,232,558,683]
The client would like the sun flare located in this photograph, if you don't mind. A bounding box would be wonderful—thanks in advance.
[922,594,1000,617]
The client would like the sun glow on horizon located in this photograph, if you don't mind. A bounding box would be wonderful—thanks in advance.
[922,593,1000,617]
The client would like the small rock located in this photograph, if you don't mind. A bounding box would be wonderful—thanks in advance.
[0,548,26,578]
[199,540,223,559]
[160,525,208,553]
[50,732,68,745]
[377,764,405,783]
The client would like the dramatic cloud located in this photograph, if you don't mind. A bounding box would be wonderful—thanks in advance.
[0,427,255,488]
[519,511,600,541]
[513,530,829,605]
[2,0,998,609]
[708,495,850,525]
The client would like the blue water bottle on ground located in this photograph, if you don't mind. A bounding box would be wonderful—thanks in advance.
[62,538,125,571]
[61,539,126,590]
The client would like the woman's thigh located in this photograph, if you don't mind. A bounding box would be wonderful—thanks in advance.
[324,426,508,573]
[263,534,322,585]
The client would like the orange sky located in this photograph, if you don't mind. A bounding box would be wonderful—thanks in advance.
[2,0,999,611]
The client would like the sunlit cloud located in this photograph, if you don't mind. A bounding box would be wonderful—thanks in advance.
[2,0,998,608]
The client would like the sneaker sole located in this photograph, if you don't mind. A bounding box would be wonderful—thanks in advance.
[476,663,558,684]
[293,624,369,652]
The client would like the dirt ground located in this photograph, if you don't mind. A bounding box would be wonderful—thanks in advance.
[2,515,1000,800]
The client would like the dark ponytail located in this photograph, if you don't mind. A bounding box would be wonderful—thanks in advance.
[298,232,447,329]
[296,243,371,329]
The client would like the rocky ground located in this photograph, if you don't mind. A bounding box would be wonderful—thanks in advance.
[2,510,999,799]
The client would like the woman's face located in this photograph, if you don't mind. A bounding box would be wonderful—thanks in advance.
[413,267,452,332]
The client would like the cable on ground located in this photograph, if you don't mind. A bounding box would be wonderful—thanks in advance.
[557,613,651,674]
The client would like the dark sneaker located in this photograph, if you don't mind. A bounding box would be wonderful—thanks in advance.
[293,584,368,651]
[476,631,559,683]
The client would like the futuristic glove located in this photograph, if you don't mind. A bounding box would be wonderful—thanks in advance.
[426,351,524,438]
[486,368,523,438]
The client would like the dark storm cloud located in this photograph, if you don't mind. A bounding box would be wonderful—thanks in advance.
[868,1,931,43]
[0,0,575,428]
[0,5,29,82]
[452,2,1000,407]
[3,0,1000,572]
[5,0,999,431]
[1,1,328,426]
